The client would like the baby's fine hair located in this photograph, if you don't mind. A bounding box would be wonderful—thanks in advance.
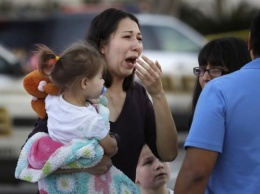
[36,41,105,89]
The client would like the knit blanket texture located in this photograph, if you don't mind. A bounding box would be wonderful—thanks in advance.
[15,132,140,194]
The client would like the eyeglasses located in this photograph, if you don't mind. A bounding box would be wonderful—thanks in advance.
[193,67,228,77]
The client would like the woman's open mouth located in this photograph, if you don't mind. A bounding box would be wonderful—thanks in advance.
[125,57,137,67]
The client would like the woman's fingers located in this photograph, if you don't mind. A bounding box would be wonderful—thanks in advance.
[141,55,162,74]
[135,55,162,82]
[155,60,162,73]
[135,55,164,96]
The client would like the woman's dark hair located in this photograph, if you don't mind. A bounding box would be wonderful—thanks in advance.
[86,8,140,91]
[36,41,105,90]
[250,11,260,57]
[188,37,251,130]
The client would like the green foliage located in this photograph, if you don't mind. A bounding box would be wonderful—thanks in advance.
[0,0,61,19]
[0,1,14,14]
[178,1,258,36]
[205,29,249,41]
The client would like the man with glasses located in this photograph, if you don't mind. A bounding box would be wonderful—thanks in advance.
[174,33,257,193]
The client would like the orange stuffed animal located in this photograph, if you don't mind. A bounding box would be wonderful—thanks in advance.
[23,70,60,119]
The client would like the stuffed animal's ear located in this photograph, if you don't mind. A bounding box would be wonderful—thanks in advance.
[23,70,49,98]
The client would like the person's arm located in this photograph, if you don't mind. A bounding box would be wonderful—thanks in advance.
[98,133,118,156]
[26,121,115,175]
[54,133,119,175]
[135,55,178,161]
[174,147,218,194]
[55,154,113,175]
[55,133,118,174]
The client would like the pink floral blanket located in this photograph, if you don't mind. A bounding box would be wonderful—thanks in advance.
[15,132,140,194]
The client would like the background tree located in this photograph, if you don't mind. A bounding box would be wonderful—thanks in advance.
[133,0,258,38]
[178,0,258,36]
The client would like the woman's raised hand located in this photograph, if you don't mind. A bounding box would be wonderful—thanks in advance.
[135,55,164,97]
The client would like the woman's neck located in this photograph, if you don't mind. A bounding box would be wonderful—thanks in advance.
[104,82,126,122]
[108,77,124,93]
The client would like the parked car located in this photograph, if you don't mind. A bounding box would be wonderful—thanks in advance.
[0,44,36,126]
[0,44,33,183]
[0,12,206,131]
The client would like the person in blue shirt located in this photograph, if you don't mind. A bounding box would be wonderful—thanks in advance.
[174,11,260,193]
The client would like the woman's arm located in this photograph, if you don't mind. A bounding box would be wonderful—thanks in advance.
[99,133,118,156]
[135,55,178,161]
[55,134,118,175]
[26,123,117,175]
[55,154,113,175]
[26,117,117,175]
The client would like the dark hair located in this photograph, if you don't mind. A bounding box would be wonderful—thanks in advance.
[86,8,140,91]
[36,41,105,90]
[250,11,260,57]
[188,37,251,130]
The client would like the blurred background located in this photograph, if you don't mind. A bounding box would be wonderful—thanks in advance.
[0,0,259,193]
[1,0,259,39]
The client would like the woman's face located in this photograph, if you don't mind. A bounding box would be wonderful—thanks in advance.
[100,17,143,79]
[199,64,228,88]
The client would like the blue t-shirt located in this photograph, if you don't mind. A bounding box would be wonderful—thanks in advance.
[185,58,260,194]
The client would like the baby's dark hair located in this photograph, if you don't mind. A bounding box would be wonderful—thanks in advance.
[36,41,105,89]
